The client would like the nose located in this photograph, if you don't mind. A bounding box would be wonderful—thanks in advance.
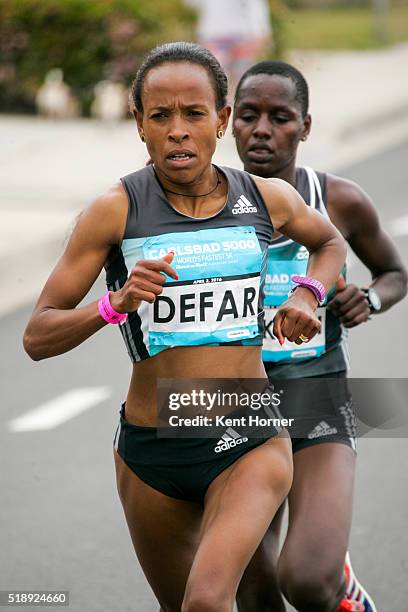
[168,115,189,143]
[252,115,272,140]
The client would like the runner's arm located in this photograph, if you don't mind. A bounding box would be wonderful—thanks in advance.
[23,185,128,360]
[254,177,346,344]
[255,176,347,295]
[326,176,407,322]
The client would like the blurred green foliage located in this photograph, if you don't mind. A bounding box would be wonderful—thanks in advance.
[266,0,289,58]
[286,0,408,7]
[286,4,408,49]
[285,0,367,7]
[0,0,197,114]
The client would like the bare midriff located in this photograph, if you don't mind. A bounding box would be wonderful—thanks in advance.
[125,345,267,426]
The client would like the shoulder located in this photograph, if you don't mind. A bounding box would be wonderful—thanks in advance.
[121,164,153,184]
[326,173,371,208]
[84,182,128,221]
[221,166,293,199]
[252,175,297,199]
[75,182,128,246]
[221,166,298,209]
[221,165,295,196]
[326,173,377,237]
[251,175,306,230]
[252,175,302,209]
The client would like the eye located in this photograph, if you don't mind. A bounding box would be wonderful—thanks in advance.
[150,112,168,120]
[188,110,205,117]
[274,115,290,124]
[240,113,257,123]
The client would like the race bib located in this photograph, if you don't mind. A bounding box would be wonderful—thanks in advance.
[124,226,262,354]
[264,248,309,308]
[263,306,326,362]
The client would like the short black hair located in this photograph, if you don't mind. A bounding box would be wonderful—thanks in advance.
[131,42,228,112]
[234,60,309,118]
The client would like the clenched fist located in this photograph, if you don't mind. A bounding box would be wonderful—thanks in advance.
[273,287,322,346]
[109,252,178,313]
[327,277,370,328]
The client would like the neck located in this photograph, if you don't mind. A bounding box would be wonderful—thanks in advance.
[155,164,216,197]
[244,161,297,187]
[273,164,297,187]
[154,164,226,217]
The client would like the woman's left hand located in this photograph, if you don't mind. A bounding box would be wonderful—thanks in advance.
[327,277,371,328]
[273,288,321,346]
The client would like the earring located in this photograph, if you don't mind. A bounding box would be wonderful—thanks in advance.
[217,130,224,139]
[301,135,308,142]
[140,134,145,142]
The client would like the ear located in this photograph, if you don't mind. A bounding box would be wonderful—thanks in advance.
[301,113,312,141]
[217,105,232,134]
[231,111,237,138]
[135,110,144,140]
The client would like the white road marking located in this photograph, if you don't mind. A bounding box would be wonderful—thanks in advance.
[388,215,408,238]
[9,387,111,432]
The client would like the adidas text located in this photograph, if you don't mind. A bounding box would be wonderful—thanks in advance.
[232,195,257,215]
[214,436,249,453]
[308,421,338,439]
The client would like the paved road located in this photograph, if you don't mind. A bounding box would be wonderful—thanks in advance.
[1,141,407,611]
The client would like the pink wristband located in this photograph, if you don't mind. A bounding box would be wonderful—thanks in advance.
[291,275,326,306]
[98,291,128,325]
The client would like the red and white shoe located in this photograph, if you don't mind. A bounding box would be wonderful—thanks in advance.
[337,599,365,611]
[340,552,377,612]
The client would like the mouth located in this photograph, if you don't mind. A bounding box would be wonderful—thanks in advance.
[166,150,196,166]
[247,148,274,163]
[246,143,274,163]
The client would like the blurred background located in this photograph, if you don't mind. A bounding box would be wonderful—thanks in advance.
[1,0,407,116]
[1,1,408,610]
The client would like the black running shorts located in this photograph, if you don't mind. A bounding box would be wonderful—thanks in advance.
[264,370,357,454]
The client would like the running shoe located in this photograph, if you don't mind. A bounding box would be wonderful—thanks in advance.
[342,551,377,612]
[337,599,365,611]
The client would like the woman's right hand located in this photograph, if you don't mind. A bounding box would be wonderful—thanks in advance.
[273,287,322,346]
[23,190,178,360]
[255,177,347,312]
[110,252,178,313]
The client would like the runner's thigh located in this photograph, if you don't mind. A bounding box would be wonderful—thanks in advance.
[114,450,202,611]
[183,434,292,607]
[236,503,286,611]
[281,442,355,576]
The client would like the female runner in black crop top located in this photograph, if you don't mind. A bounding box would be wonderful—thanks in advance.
[24,43,346,612]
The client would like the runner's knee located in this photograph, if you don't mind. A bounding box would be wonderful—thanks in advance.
[236,584,285,612]
[181,585,232,612]
[279,562,342,611]
[237,557,283,611]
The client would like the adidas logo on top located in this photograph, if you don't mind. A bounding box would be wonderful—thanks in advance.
[232,194,257,215]
[308,420,338,440]
[214,427,249,453]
